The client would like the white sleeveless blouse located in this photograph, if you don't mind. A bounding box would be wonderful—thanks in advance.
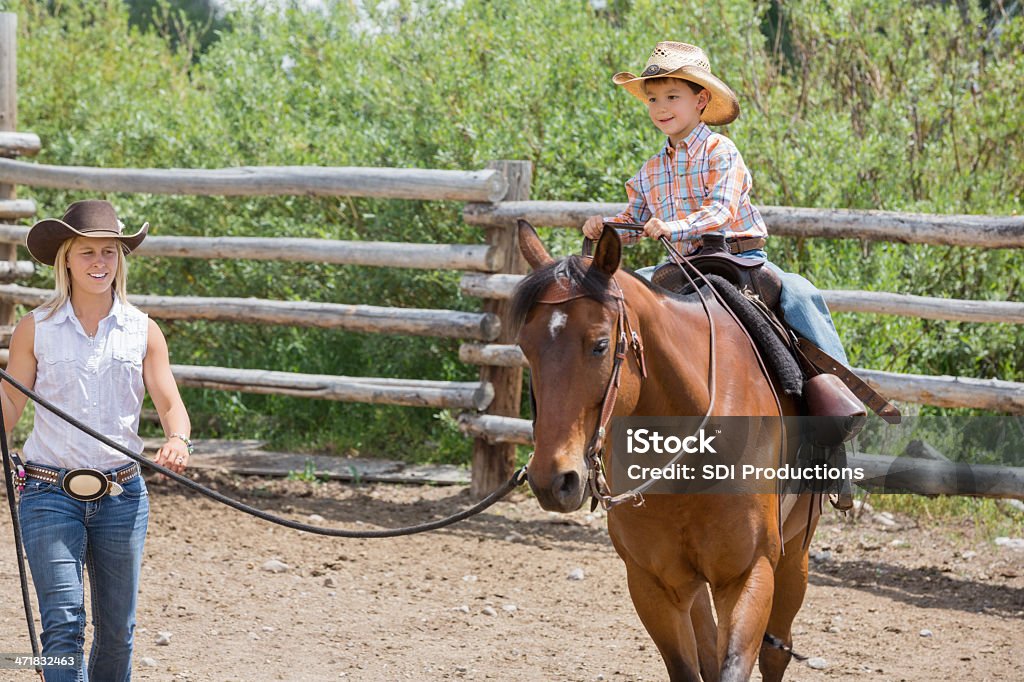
[22,297,148,471]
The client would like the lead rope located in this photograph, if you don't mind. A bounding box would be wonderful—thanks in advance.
[0,367,527,539]
[0,372,526,682]
[0,395,46,681]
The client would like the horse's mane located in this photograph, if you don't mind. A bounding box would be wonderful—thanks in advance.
[510,256,614,333]
[510,256,705,333]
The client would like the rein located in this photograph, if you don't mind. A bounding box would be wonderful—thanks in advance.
[570,225,788,511]
[566,226,720,509]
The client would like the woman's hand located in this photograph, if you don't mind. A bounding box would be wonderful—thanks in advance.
[142,318,192,478]
[153,437,190,475]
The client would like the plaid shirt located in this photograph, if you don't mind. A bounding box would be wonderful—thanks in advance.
[607,122,767,255]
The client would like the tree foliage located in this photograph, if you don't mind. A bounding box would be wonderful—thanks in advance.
[5,0,1022,460]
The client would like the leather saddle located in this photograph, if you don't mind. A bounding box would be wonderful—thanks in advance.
[651,233,783,310]
[649,233,896,442]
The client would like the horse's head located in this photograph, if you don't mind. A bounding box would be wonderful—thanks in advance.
[512,220,644,512]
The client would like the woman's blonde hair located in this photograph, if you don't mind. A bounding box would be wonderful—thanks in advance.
[39,237,129,319]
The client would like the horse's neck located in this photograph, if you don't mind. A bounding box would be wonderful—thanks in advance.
[626,281,718,416]
[626,279,791,420]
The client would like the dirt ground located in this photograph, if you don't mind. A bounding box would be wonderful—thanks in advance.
[2,471,1022,682]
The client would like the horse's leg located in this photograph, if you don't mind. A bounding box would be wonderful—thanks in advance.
[711,555,776,682]
[759,495,821,682]
[691,584,720,682]
[624,562,703,682]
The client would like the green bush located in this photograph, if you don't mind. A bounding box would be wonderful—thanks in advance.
[4,0,1022,461]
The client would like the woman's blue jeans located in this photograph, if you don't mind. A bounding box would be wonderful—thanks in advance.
[18,471,149,682]
[635,250,850,366]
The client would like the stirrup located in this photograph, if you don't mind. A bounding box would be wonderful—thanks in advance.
[830,488,854,512]
[827,446,854,511]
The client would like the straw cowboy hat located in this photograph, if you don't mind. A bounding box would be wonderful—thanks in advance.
[27,200,148,266]
[613,42,740,126]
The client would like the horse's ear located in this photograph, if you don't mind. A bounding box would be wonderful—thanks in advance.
[518,219,554,269]
[592,224,622,276]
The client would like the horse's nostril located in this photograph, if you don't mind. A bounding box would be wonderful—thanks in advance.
[556,471,580,497]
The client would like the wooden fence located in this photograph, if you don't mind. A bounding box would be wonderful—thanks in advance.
[1,11,1023,499]
[0,165,522,491]
[456,204,1024,499]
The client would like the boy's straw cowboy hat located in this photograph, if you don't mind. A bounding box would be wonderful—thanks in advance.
[27,200,148,266]
[613,42,740,126]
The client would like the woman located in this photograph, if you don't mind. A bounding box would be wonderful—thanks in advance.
[1,199,191,681]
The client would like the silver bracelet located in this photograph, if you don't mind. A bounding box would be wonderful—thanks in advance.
[170,433,194,455]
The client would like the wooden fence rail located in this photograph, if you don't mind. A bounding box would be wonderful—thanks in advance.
[852,452,1024,500]
[0,224,500,271]
[0,199,35,219]
[0,157,508,202]
[463,201,1024,248]
[819,290,1024,324]
[0,284,500,341]
[458,413,532,445]
[855,369,1024,413]
[0,262,31,282]
[172,365,493,410]
[456,411,1024,500]
[459,273,1024,324]
[0,131,40,157]
[458,343,1024,413]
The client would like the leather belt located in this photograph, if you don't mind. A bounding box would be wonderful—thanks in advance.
[23,462,140,487]
[725,237,766,254]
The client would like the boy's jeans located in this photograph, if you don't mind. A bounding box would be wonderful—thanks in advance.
[18,472,149,682]
[635,249,850,366]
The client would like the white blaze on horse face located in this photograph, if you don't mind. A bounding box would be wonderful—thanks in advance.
[548,310,568,339]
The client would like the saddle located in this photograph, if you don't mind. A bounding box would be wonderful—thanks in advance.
[651,233,782,309]
[650,234,898,443]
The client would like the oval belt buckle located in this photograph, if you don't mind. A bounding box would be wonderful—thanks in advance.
[62,468,122,502]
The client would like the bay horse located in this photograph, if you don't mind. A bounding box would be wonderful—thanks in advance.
[512,221,821,681]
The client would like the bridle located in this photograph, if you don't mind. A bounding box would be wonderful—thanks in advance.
[534,271,648,508]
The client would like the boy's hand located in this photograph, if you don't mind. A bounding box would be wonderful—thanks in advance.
[582,215,605,240]
[643,218,672,240]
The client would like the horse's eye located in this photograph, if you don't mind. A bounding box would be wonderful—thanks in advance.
[592,339,610,356]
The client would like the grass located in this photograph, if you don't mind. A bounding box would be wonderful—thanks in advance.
[862,492,1024,541]
[285,458,327,484]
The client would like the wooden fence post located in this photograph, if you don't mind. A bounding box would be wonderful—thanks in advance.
[470,160,531,497]
[0,13,19,329]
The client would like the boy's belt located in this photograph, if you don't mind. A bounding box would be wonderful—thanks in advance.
[723,237,765,254]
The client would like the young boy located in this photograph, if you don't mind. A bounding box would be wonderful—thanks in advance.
[583,41,849,366]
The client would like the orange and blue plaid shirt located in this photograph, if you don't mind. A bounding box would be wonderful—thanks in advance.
[608,122,767,255]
